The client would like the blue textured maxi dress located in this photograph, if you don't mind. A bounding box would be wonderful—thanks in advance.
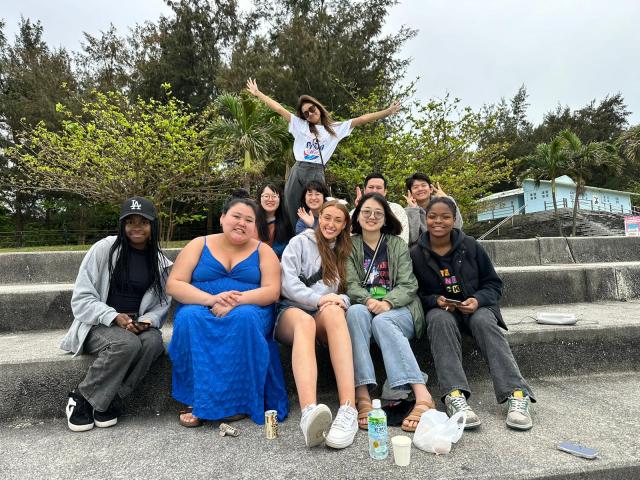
[168,238,289,423]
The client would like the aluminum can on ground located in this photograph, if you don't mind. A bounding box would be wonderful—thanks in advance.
[264,410,278,439]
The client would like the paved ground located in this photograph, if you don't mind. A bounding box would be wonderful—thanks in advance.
[1,371,638,480]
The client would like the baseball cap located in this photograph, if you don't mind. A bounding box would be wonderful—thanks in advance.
[119,196,157,221]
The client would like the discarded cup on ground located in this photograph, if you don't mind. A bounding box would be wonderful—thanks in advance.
[392,435,412,466]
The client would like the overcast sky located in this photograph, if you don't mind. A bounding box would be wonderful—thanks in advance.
[3,0,639,125]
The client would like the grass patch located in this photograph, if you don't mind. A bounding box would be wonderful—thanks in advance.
[0,240,191,253]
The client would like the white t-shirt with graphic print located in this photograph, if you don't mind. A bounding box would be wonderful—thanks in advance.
[289,115,353,165]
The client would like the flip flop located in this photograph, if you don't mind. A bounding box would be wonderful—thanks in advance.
[178,407,203,428]
[356,397,374,430]
[401,399,436,432]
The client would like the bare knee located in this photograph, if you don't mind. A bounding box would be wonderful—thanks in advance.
[317,305,348,331]
[294,313,317,339]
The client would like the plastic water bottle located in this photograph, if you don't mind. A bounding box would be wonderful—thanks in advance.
[368,399,388,460]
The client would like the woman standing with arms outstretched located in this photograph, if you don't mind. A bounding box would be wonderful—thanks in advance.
[246,79,399,227]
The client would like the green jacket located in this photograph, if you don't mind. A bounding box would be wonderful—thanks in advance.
[346,234,425,338]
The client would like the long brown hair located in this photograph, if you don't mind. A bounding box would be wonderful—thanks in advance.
[296,95,337,137]
[315,200,352,292]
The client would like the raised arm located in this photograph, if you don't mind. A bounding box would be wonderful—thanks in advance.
[246,78,292,123]
[350,101,400,128]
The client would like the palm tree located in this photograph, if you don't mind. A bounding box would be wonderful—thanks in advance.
[558,130,623,236]
[616,124,640,164]
[520,136,568,236]
[204,93,290,191]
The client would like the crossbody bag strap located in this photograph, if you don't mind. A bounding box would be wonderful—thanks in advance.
[361,234,385,288]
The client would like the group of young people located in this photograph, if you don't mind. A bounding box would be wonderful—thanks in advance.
[60,81,535,451]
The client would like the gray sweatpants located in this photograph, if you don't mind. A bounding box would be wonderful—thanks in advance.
[284,161,325,229]
[78,324,164,412]
[426,307,535,404]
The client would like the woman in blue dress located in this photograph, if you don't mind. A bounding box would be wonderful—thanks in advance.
[166,197,288,427]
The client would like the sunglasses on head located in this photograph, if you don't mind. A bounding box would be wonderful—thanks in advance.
[303,105,318,118]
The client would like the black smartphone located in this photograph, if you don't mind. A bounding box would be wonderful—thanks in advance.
[444,298,462,304]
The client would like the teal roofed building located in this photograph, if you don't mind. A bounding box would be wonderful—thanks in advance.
[477,176,635,222]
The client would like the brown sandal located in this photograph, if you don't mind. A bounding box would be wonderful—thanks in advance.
[178,407,203,428]
[401,399,436,432]
[356,397,374,430]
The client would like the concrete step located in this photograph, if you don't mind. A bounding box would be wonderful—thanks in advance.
[480,235,640,267]
[3,258,639,331]
[1,300,638,420]
[0,249,180,285]
[1,370,638,480]
[1,236,639,286]
[498,261,640,306]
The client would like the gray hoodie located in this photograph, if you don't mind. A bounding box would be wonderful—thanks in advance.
[280,229,350,310]
[59,236,173,356]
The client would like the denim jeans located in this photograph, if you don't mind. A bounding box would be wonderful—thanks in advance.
[346,304,424,390]
[426,307,535,404]
[78,324,164,412]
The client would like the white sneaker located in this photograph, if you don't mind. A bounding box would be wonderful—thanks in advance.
[300,403,332,447]
[324,400,358,449]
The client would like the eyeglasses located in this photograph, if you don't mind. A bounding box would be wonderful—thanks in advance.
[261,194,279,200]
[360,209,385,220]
[302,105,318,118]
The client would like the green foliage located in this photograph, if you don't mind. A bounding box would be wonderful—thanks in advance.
[203,92,291,190]
[218,0,415,117]
[129,0,239,110]
[9,87,229,240]
[558,130,622,236]
[520,136,569,235]
[75,24,132,93]
[0,17,80,242]
[330,88,513,220]
[617,125,640,164]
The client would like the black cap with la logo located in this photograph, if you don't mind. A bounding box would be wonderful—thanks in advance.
[119,196,157,221]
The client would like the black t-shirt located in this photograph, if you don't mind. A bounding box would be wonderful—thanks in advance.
[363,237,391,300]
[432,251,465,301]
[106,247,152,315]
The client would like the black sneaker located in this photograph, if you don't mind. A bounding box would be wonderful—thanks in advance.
[94,396,122,428]
[66,390,94,432]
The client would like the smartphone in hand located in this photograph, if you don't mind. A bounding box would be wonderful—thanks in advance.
[444,298,462,305]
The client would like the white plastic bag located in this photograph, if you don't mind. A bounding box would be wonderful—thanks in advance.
[412,409,466,455]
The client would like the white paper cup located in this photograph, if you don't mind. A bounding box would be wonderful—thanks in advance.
[392,435,412,466]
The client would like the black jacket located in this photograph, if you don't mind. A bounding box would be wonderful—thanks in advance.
[410,229,506,330]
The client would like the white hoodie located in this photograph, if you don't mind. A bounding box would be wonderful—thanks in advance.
[280,229,350,310]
